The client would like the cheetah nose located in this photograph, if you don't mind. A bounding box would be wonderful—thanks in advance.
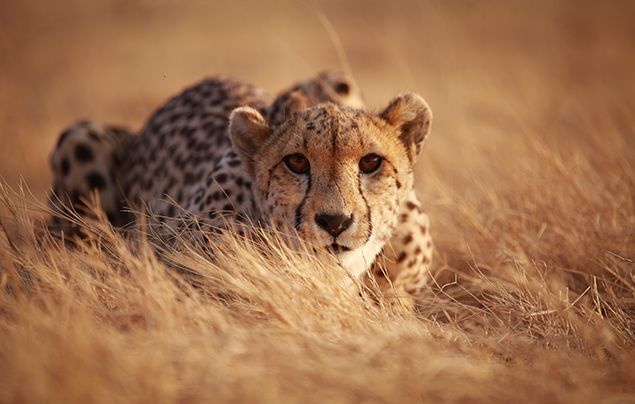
[315,213,353,238]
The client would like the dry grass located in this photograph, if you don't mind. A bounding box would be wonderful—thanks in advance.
[1,1,634,403]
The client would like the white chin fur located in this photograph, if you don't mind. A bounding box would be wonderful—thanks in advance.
[337,234,383,279]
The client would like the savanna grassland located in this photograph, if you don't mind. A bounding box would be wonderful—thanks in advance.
[0,1,634,402]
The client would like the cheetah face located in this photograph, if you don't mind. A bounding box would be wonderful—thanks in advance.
[229,94,432,277]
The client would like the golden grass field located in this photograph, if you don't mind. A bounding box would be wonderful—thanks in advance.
[1,1,634,402]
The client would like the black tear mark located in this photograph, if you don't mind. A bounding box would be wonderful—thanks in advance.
[294,172,312,230]
[86,172,106,189]
[264,161,283,200]
[357,171,372,244]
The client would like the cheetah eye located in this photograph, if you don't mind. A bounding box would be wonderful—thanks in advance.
[283,153,310,175]
[359,154,383,174]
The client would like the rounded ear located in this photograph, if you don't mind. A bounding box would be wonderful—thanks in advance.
[266,90,309,126]
[379,93,432,163]
[319,70,365,109]
[229,107,270,172]
[283,90,310,113]
[318,70,351,95]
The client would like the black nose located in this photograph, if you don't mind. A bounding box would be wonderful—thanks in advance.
[314,213,353,237]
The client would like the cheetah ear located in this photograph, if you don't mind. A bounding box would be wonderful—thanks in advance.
[283,90,310,113]
[319,70,365,109]
[229,106,271,172]
[380,93,432,163]
[266,90,309,126]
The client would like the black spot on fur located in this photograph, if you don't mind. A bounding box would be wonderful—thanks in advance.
[184,172,199,185]
[169,113,181,124]
[61,158,70,175]
[396,252,407,263]
[106,211,117,223]
[86,172,106,189]
[334,81,350,95]
[186,137,198,150]
[182,126,196,138]
[74,144,93,162]
[216,173,228,184]
[194,191,204,204]
[70,190,82,205]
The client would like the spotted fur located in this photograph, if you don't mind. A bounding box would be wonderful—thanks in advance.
[49,120,132,233]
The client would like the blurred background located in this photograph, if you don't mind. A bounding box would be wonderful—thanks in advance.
[0,0,633,200]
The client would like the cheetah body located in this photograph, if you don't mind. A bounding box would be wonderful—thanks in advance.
[49,72,433,305]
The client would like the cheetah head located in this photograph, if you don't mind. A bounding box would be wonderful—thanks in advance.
[229,94,432,278]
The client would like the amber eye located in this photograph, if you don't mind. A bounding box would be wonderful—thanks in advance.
[283,153,310,174]
[359,154,383,174]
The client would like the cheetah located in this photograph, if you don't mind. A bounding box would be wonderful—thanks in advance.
[49,71,433,307]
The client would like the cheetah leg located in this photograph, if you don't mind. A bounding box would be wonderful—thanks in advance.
[49,120,132,236]
[367,190,433,310]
